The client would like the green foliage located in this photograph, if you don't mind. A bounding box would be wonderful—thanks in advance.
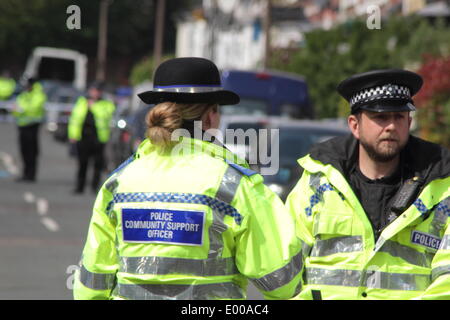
[415,56,450,149]
[129,54,174,86]
[270,15,450,120]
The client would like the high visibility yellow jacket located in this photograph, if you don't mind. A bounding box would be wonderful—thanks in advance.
[68,96,115,143]
[12,82,46,127]
[286,134,450,300]
[73,137,304,300]
[0,77,16,100]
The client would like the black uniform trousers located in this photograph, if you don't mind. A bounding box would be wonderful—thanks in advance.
[75,140,105,193]
[18,123,40,181]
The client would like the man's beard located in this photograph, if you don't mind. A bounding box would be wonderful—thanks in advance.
[359,135,407,163]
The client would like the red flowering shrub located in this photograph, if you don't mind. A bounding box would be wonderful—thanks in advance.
[415,56,450,149]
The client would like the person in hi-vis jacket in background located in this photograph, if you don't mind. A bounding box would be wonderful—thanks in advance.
[12,77,47,182]
[68,82,115,194]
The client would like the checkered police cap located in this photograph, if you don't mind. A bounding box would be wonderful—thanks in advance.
[337,69,423,114]
[349,83,411,107]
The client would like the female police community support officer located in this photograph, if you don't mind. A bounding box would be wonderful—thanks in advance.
[286,69,450,300]
[73,57,304,300]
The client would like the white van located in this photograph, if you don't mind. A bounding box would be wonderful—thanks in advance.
[22,46,87,91]
[21,47,88,137]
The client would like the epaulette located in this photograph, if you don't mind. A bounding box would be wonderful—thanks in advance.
[225,159,258,177]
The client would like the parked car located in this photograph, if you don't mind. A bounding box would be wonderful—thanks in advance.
[218,116,349,201]
[261,119,349,201]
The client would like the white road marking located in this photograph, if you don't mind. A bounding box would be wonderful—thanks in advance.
[40,217,60,232]
[36,198,49,216]
[24,192,36,203]
[22,192,60,232]
[0,151,19,175]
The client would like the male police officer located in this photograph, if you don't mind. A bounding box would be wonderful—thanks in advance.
[68,82,115,194]
[287,69,450,299]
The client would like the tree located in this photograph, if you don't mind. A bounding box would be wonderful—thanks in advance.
[0,0,198,82]
[269,15,450,121]
[414,56,450,149]
[129,54,174,86]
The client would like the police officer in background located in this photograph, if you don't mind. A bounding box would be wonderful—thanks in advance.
[73,57,303,300]
[286,69,450,300]
[68,82,115,194]
[0,70,16,101]
[12,77,47,182]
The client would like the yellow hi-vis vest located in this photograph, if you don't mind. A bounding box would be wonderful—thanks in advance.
[12,82,46,127]
[68,96,115,143]
[286,153,450,300]
[0,77,16,100]
[73,137,304,300]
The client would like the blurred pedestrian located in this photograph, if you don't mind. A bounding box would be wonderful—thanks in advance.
[11,77,47,182]
[73,57,303,300]
[286,69,450,299]
[68,82,115,194]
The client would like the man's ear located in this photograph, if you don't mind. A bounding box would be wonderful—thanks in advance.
[348,114,360,140]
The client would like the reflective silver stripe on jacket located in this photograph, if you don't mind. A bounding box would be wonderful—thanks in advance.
[302,241,313,258]
[251,251,303,292]
[310,236,363,257]
[208,165,242,259]
[115,282,244,300]
[430,198,449,236]
[79,265,116,290]
[305,267,361,287]
[431,265,450,281]
[439,235,450,250]
[305,267,431,291]
[363,270,430,291]
[120,256,238,277]
[215,166,242,205]
[378,240,434,268]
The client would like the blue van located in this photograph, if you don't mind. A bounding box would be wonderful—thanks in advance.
[220,69,313,119]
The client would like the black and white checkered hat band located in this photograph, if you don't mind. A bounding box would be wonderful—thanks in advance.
[350,84,411,107]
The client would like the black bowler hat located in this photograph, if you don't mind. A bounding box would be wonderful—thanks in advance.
[337,69,423,114]
[138,57,240,105]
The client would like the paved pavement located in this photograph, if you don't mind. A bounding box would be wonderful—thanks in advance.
[0,122,262,300]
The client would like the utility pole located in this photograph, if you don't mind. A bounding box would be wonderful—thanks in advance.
[263,0,272,69]
[96,0,110,82]
[153,0,166,71]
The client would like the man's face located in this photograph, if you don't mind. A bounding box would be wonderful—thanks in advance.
[88,87,101,100]
[348,110,412,162]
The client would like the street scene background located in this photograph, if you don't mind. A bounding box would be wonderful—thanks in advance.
[1,0,449,300]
